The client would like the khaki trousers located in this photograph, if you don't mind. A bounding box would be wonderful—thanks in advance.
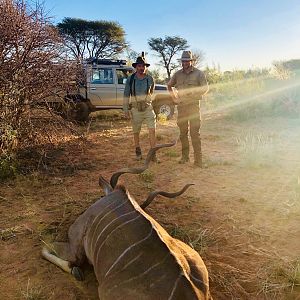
[177,102,202,162]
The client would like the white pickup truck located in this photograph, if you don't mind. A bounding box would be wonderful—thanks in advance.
[52,59,175,121]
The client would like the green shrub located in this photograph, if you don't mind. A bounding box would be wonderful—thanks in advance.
[139,170,154,183]
[0,154,18,181]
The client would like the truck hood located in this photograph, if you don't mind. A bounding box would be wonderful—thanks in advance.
[154,84,168,91]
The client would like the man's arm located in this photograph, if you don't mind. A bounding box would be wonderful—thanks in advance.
[167,74,175,93]
[149,75,155,95]
[123,75,131,118]
[123,75,131,113]
[167,74,180,104]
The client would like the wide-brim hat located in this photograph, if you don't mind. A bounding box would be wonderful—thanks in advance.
[179,50,195,61]
[132,56,150,68]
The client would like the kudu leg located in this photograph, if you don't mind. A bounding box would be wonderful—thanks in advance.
[42,205,91,281]
[42,242,84,281]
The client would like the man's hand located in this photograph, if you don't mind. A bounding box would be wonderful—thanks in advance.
[168,86,181,104]
[172,95,181,105]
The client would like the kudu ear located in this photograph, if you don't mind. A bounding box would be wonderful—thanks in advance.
[140,184,194,209]
[99,175,113,195]
[110,141,176,189]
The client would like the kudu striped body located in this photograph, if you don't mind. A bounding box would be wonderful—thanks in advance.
[42,143,211,300]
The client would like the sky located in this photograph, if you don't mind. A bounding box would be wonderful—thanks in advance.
[43,0,300,71]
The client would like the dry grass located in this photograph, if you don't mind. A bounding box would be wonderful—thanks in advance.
[236,130,279,168]
[164,148,180,158]
[209,259,252,299]
[168,223,219,254]
[204,156,233,167]
[257,258,300,298]
[21,279,46,300]
[0,226,22,241]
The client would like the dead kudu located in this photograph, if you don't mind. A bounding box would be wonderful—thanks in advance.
[42,143,212,299]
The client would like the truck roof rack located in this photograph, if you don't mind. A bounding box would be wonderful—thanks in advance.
[85,58,127,66]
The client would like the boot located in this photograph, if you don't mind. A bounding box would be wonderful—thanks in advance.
[178,156,189,164]
[135,147,142,160]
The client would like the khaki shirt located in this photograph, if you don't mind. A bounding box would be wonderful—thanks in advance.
[168,67,208,102]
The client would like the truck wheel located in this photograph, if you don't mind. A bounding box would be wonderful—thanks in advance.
[154,100,175,120]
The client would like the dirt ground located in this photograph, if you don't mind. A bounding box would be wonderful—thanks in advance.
[0,111,299,300]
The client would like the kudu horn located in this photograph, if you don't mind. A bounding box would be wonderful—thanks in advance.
[140,184,194,209]
[110,141,176,188]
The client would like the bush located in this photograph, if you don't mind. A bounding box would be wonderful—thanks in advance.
[0,0,80,159]
[204,65,300,121]
[0,154,18,181]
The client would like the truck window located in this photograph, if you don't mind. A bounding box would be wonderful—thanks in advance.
[91,68,114,84]
[116,69,133,85]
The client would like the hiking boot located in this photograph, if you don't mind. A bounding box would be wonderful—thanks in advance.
[178,157,189,164]
[151,154,161,164]
[135,147,142,160]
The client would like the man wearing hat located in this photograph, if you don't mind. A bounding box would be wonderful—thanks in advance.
[123,55,158,161]
[167,50,209,167]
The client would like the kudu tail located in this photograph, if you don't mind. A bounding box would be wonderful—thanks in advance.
[110,141,176,188]
[140,183,194,209]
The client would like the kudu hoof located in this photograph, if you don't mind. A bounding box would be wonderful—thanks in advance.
[71,266,84,281]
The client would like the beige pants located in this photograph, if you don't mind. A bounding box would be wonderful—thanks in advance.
[131,106,156,133]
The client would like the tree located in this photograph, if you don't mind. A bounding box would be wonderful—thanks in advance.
[204,65,222,84]
[148,36,188,79]
[0,0,79,165]
[272,61,291,80]
[282,59,300,71]
[192,49,205,68]
[147,69,166,84]
[57,18,127,61]
[124,47,139,66]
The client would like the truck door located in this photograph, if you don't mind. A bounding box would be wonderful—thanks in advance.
[88,68,117,107]
[116,68,134,106]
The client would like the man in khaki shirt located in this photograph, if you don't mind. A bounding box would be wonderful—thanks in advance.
[168,50,209,167]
